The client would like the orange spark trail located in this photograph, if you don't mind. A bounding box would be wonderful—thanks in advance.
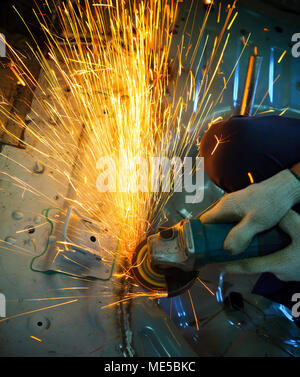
[0,299,78,323]
[254,74,280,116]
[277,50,287,64]
[30,336,42,342]
[188,289,199,331]
[248,172,254,184]
[196,277,215,296]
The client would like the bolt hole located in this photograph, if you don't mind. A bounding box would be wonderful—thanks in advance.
[37,321,43,327]
[90,235,96,242]
[26,226,35,234]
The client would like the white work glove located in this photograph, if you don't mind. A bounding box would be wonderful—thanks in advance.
[200,169,300,280]
[217,210,300,281]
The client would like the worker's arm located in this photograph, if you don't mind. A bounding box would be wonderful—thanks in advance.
[200,164,300,281]
[218,210,300,281]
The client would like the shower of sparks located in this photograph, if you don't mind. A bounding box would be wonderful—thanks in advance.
[0,0,244,309]
[101,291,167,309]
[2,0,185,275]
[0,239,36,257]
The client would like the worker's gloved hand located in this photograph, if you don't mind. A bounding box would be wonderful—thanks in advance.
[217,210,300,281]
[200,169,300,255]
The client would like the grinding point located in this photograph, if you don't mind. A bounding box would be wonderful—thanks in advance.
[131,239,198,297]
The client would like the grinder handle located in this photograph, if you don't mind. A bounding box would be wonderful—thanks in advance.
[191,220,291,268]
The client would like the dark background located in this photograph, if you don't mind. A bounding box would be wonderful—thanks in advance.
[0,0,50,41]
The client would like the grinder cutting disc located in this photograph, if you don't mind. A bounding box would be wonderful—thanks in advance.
[131,239,198,297]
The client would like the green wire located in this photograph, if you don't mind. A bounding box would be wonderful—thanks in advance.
[29,207,119,281]
[29,207,57,273]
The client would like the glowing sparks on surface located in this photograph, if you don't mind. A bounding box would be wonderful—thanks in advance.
[188,289,199,331]
[257,109,275,115]
[279,107,289,116]
[101,292,167,309]
[1,0,184,268]
[277,50,287,64]
[9,65,26,87]
[0,299,78,323]
[210,134,229,155]
[248,172,254,184]
[196,277,215,296]
[254,74,280,116]
[227,11,238,31]
[0,0,239,271]
[208,116,223,128]
[30,336,42,342]
[217,3,221,23]
[0,0,249,314]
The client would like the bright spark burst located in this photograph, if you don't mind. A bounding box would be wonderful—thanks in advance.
[0,0,242,309]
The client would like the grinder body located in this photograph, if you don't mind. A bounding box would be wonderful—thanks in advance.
[191,220,290,267]
[149,219,291,271]
[132,219,291,297]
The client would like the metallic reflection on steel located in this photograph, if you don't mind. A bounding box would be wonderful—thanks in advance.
[130,298,197,357]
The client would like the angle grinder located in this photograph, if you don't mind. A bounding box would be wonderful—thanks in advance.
[131,219,291,297]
